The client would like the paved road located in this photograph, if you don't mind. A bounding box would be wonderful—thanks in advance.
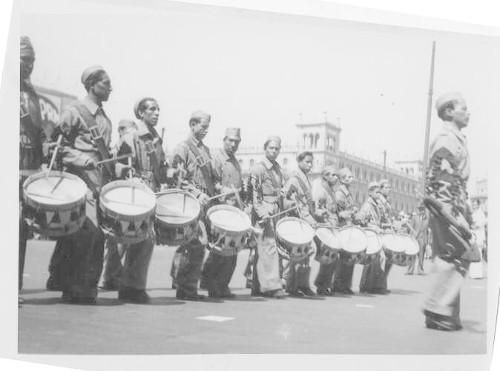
[19,240,487,355]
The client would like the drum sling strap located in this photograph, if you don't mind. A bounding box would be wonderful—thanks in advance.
[292,174,314,213]
[258,161,283,210]
[186,140,216,197]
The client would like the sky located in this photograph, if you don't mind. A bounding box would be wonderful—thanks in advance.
[20,1,500,192]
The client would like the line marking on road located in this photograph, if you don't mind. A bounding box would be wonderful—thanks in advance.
[196,315,234,322]
[355,304,374,308]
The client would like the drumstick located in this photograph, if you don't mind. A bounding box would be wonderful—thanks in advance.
[293,194,305,233]
[49,175,64,194]
[25,191,65,201]
[101,197,152,209]
[257,205,299,225]
[128,157,135,204]
[207,190,237,202]
[46,135,63,178]
[183,193,186,213]
[96,154,132,166]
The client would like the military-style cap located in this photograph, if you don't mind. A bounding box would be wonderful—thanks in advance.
[379,179,390,187]
[368,181,380,191]
[118,119,137,131]
[20,36,34,57]
[266,135,281,145]
[190,110,211,122]
[81,65,105,85]
[225,127,241,139]
[435,92,464,112]
[338,167,352,179]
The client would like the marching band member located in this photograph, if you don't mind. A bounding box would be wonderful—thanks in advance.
[249,136,287,299]
[282,151,319,297]
[201,128,244,299]
[170,110,217,301]
[331,167,357,295]
[406,204,429,275]
[423,92,473,331]
[357,182,384,294]
[312,165,340,296]
[19,36,47,306]
[101,97,172,303]
[47,66,113,304]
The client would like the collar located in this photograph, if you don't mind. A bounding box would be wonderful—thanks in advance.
[189,133,204,148]
[442,121,466,143]
[83,96,102,116]
[263,157,279,170]
[295,168,311,186]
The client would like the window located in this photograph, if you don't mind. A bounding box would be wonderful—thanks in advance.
[250,159,255,167]
[283,158,288,169]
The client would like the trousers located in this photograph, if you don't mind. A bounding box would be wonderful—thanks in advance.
[253,222,282,293]
[201,252,237,295]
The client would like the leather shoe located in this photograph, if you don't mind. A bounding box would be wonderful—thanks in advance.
[176,290,205,301]
[286,290,304,297]
[298,287,316,297]
[220,292,236,299]
[251,289,263,297]
[333,288,354,295]
[317,288,334,296]
[100,281,119,291]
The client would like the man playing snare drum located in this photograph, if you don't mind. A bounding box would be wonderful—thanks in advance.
[201,127,244,299]
[356,182,385,294]
[282,151,320,297]
[331,167,357,295]
[312,165,340,296]
[19,36,48,306]
[48,66,113,304]
[170,110,217,301]
[248,136,287,299]
[101,97,173,303]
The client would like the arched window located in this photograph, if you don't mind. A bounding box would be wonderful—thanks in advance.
[363,170,367,181]
[283,158,288,169]
[369,171,374,181]
[376,173,380,182]
[250,159,255,167]
[238,159,243,167]
[302,134,307,148]
[309,133,314,148]
[314,133,320,148]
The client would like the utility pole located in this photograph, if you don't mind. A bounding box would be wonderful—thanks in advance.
[421,41,436,195]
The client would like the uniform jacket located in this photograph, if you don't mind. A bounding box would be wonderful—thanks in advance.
[411,213,430,245]
[212,149,244,208]
[249,157,283,220]
[355,196,382,229]
[172,134,216,198]
[426,121,470,217]
[20,81,45,170]
[283,169,316,226]
[312,179,339,227]
[335,183,355,227]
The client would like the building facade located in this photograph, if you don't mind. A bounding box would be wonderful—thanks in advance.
[236,120,421,215]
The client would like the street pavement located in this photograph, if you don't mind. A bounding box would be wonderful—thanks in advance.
[19,240,487,355]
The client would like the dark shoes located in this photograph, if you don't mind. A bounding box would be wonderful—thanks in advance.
[118,289,151,304]
[298,287,316,297]
[262,289,287,299]
[208,291,236,299]
[333,288,354,295]
[61,291,97,305]
[424,310,462,331]
[251,289,263,297]
[287,290,304,297]
[99,281,119,291]
[176,289,205,301]
[317,288,335,296]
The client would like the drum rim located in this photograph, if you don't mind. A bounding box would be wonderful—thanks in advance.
[338,225,368,253]
[155,189,200,226]
[381,233,407,253]
[23,170,87,210]
[207,204,251,233]
[315,227,341,251]
[399,234,420,255]
[275,216,314,246]
[100,180,156,219]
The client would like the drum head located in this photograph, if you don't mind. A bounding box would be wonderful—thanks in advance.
[364,229,382,254]
[156,190,200,225]
[382,232,406,253]
[400,235,419,255]
[101,180,156,217]
[207,205,251,233]
[24,171,87,206]
[315,228,341,251]
[276,217,314,246]
[338,226,367,253]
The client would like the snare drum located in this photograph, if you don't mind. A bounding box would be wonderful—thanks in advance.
[314,227,341,265]
[99,180,157,244]
[381,231,406,266]
[338,226,367,265]
[399,234,420,266]
[23,171,87,237]
[275,217,315,262]
[359,228,383,265]
[155,189,201,245]
[206,204,251,256]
